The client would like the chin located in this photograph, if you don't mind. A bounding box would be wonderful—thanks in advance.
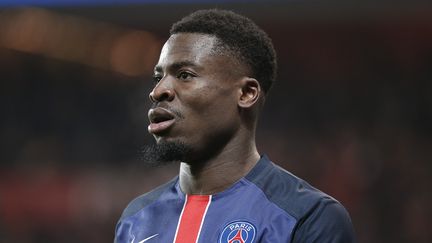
[155,135,180,145]
[140,139,193,165]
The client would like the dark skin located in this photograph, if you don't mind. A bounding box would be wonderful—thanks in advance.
[149,33,263,195]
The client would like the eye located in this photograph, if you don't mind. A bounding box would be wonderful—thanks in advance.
[177,71,194,80]
[152,74,162,83]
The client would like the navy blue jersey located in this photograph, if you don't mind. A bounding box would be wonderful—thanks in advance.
[115,155,356,242]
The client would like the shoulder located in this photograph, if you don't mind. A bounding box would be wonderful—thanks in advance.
[119,177,178,220]
[291,198,356,242]
[246,155,356,242]
[246,155,333,219]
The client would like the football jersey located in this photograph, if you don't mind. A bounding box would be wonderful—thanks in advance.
[114,155,356,243]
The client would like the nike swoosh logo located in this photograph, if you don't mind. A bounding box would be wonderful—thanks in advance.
[138,234,158,243]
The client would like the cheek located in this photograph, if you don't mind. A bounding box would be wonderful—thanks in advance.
[174,86,240,147]
[190,86,237,117]
[197,100,239,136]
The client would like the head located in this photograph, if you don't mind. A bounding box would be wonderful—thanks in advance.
[170,9,277,93]
[141,9,277,164]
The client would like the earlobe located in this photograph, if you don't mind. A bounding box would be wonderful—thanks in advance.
[238,77,261,108]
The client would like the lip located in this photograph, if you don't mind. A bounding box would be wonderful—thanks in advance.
[148,107,176,134]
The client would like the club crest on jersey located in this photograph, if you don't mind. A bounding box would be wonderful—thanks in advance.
[219,221,256,243]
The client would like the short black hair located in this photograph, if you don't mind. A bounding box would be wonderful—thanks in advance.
[170,9,277,94]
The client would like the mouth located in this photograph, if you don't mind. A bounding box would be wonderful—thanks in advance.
[148,107,176,135]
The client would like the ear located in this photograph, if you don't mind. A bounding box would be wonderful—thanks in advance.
[238,77,261,108]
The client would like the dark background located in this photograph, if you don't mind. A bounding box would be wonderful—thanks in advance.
[1,2,431,242]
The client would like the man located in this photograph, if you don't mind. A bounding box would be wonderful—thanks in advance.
[115,9,355,243]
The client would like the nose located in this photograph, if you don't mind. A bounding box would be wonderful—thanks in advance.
[149,78,175,103]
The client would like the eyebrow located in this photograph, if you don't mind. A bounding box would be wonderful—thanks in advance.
[154,60,200,73]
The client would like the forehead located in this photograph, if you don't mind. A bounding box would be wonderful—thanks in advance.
[156,33,220,69]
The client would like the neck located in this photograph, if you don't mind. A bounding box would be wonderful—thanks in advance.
[178,136,260,195]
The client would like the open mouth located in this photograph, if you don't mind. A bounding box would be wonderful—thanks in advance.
[148,107,176,134]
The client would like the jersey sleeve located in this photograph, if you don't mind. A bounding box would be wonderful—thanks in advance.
[291,199,356,243]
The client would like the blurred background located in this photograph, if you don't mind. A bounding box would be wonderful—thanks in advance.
[0,1,431,242]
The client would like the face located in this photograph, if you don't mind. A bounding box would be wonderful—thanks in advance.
[148,33,245,161]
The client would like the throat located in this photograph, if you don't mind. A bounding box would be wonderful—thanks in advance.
[178,152,260,195]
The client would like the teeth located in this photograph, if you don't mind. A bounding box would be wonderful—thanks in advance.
[149,108,175,124]
[153,115,172,123]
[154,117,168,123]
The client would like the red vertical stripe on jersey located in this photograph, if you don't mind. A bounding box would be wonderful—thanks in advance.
[173,195,211,243]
